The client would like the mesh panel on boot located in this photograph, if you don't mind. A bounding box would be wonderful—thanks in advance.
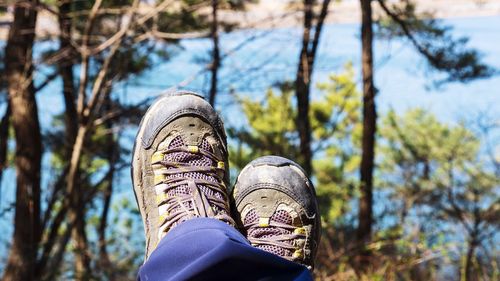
[245,209,294,257]
[163,136,226,217]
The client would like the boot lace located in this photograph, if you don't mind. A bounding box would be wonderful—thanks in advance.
[153,136,234,236]
[244,209,306,261]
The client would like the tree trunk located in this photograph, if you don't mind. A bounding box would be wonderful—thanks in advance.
[56,1,92,277]
[464,217,479,281]
[295,0,314,176]
[295,0,330,176]
[98,175,114,279]
[2,1,42,280]
[58,0,78,150]
[0,104,11,187]
[208,0,220,107]
[72,210,91,280]
[67,126,91,281]
[98,95,116,280]
[464,238,477,281]
[357,0,376,268]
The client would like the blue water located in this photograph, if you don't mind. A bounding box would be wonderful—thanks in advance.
[0,16,499,267]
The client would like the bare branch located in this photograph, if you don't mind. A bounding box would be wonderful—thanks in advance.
[76,0,103,116]
[34,71,58,92]
[90,0,175,55]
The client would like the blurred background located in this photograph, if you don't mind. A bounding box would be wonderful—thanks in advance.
[0,0,498,280]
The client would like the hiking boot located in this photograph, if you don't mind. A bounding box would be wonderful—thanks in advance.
[131,90,234,260]
[232,156,321,270]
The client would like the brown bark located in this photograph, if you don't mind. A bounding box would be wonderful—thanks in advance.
[464,201,480,281]
[36,199,68,277]
[0,104,11,186]
[357,0,376,269]
[295,0,330,176]
[56,1,93,277]
[44,224,72,281]
[295,0,313,176]
[67,77,109,280]
[76,0,103,115]
[2,1,42,280]
[72,211,91,279]
[464,238,477,281]
[98,176,114,279]
[310,0,330,61]
[98,96,116,280]
[208,0,220,107]
[58,0,78,149]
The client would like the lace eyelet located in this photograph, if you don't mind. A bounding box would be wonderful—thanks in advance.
[292,249,303,259]
[187,145,199,153]
[258,217,270,227]
[294,227,306,235]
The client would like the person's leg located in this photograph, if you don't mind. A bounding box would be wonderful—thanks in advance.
[138,218,311,281]
[132,91,314,280]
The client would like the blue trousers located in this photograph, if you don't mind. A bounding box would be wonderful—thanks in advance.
[138,218,312,281]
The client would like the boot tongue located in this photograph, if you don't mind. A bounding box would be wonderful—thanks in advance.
[164,136,224,216]
[166,136,217,182]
